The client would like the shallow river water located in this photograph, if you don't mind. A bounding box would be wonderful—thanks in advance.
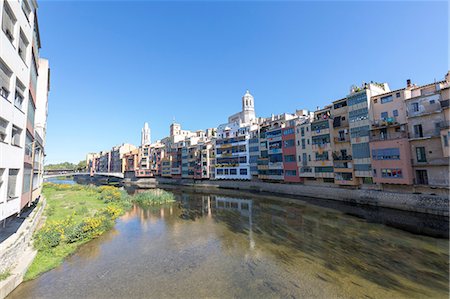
[8,187,449,298]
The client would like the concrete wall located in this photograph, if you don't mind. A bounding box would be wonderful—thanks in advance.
[127,177,449,216]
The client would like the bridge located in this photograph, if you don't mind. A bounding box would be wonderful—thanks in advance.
[43,172,124,179]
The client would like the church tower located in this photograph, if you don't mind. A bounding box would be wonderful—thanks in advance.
[141,122,151,146]
[241,90,256,123]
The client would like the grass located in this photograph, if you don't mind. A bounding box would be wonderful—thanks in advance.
[0,269,11,281]
[25,183,175,281]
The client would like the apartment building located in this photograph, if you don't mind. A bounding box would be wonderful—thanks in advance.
[123,148,139,174]
[347,82,390,185]
[406,76,449,187]
[215,91,257,180]
[282,118,300,182]
[296,118,314,180]
[258,114,297,181]
[369,87,413,185]
[329,98,356,185]
[1,0,49,223]
[310,106,334,183]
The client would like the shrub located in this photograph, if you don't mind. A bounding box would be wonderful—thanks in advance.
[132,189,175,206]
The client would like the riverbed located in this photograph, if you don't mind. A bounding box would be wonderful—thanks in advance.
[8,187,449,298]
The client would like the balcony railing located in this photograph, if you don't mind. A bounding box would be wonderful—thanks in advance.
[370,131,408,141]
[332,154,353,161]
[334,136,350,143]
[371,117,400,128]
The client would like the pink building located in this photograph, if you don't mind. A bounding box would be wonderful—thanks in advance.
[369,88,414,185]
[282,124,301,183]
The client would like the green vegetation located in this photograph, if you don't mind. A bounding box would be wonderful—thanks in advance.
[44,160,86,172]
[0,269,11,281]
[132,189,175,207]
[25,183,174,280]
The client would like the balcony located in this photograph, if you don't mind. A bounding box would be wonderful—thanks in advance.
[371,117,401,128]
[412,157,449,167]
[370,131,408,142]
[332,153,352,161]
[438,121,450,130]
[408,101,442,118]
[334,136,350,143]
[333,161,353,170]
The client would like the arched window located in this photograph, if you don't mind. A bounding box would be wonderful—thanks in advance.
[246,100,248,106]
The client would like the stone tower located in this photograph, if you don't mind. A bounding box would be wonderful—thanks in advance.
[141,122,151,146]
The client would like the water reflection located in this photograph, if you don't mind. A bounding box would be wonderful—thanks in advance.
[8,189,449,299]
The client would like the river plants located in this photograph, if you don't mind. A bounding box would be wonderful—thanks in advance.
[25,183,175,280]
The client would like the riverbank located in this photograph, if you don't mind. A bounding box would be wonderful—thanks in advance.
[122,177,449,216]
[0,199,45,299]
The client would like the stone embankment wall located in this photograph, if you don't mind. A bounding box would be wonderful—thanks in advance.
[0,199,46,299]
[126,177,449,216]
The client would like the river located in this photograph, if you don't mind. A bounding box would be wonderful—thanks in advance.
[7,184,449,298]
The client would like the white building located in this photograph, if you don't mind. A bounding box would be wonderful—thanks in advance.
[215,91,258,180]
[1,0,48,224]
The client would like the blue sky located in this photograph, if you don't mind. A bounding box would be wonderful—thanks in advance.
[39,1,448,164]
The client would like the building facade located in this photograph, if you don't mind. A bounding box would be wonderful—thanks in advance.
[1,0,49,223]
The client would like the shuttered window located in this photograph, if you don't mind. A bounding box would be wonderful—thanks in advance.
[2,2,16,42]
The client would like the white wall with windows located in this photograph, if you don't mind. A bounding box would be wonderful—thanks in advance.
[0,0,40,222]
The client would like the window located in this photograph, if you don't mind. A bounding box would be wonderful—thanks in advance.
[352,143,370,159]
[18,30,29,62]
[301,139,306,149]
[430,100,435,104]
[224,169,229,175]
[350,125,370,138]
[240,168,247,175]
[12,125,21,146]
[0,59,12,99]
[412,103,419,112]
[393,109,399,117]
[0,117,8,142]
[349,108,369,122]
[15,79,25,110]
[311,134,330,145]
[283,139,295,148]
[348,92,367,106]
[2,2,16,43]
[315,167,334,173]
[308,154,311,161]
[22,167,32,194]
[416,170,428,185]
[301,127,305,137]
[315,151,329,161]
[285,170,297,176]
[381,169,403,178]
[396,92,401,98]
[443,135,449,147]
[217,169,224,175]
[413,124,423,138]
[8,169,19,199]
[311,121,329,131]
[25,132,33,156]
[21,0,32,21]
[354,164,371,171]
[230,169,237,175]
[372,148,400,160]
[269,153,283,163]
[381,112,388,119]
[284,155,296,163]
[380,95,393,104]
[416,147,426,162]
[283,128,295,135]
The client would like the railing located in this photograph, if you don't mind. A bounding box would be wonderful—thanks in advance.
[332,154,353,161]
[334,136,350,143]
[370,131,408,141]
[371,117,400,128]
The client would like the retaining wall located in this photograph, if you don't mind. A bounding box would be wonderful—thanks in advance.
[129,177,449,216]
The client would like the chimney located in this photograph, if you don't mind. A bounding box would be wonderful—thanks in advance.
[406,79,411,87]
